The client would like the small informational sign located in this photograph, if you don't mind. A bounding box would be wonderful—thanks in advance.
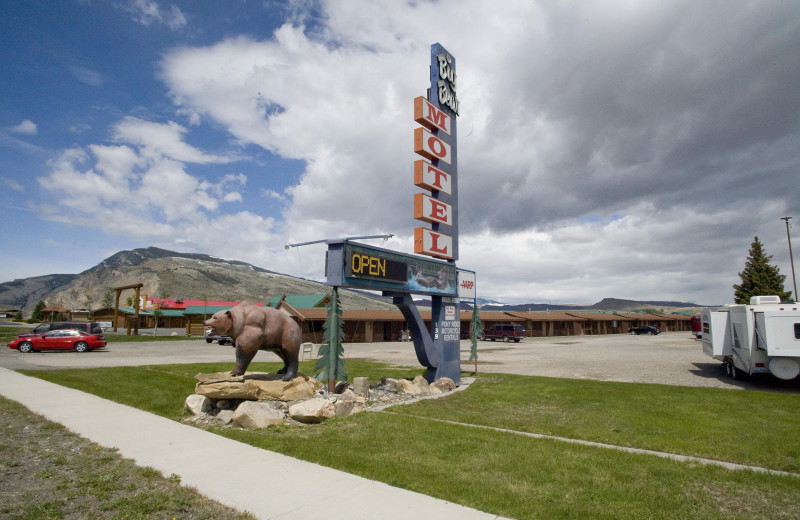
[445,305,456,320]
[457,269,476,300]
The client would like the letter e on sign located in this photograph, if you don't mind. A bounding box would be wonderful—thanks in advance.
[414,193,453,226]
[414,96,451,135]
[414,127,451,165]
[414,160,452,195]
[414,227,453,259]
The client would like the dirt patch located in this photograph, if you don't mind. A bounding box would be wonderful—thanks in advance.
[0,396,254,520]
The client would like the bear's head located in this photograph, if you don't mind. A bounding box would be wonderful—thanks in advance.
[204,309,234,336]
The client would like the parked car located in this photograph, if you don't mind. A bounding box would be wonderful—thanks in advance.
[482,324,526,342]
[17,321,103,339]
[205,328,234,346]
[629,325,660,335]
[8,329,107,353]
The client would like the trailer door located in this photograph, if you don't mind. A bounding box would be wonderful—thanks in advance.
[701,310,731,358]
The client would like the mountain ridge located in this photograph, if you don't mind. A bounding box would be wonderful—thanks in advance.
[0,247,707,313]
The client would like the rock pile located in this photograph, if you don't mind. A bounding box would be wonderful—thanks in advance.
[184,372,460,429]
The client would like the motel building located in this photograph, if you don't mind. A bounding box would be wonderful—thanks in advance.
[86,293,692,341]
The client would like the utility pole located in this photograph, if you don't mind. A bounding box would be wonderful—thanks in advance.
[781,216,798,302]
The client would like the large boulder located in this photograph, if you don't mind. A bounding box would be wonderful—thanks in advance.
[185,394,214,415]
[194,372,322,401]
[288,398,335,423]
[333,391,366,417]
[232,401,285,429]
[400,375,432,395]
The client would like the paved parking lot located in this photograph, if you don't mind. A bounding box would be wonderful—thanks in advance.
[2,331,798,393]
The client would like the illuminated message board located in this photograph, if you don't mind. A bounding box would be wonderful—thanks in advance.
[326,241,457,297]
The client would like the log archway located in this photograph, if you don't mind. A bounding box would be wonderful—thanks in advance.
[112,283,144,335]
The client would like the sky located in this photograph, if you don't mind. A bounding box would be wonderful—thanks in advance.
[2,0,799,306]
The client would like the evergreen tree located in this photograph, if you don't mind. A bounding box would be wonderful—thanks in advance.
[31,300,46,322]
[315,287,346,392]
[102,290,113,309]
[733,236,792,303]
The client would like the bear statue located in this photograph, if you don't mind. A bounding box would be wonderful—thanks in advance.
[204,301,301,381]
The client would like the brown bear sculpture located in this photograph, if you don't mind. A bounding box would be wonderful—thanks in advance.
[204,301,301,380]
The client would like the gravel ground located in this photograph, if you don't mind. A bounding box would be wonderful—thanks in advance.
[3,331,798,393]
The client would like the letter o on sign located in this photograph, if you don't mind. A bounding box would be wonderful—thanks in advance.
[414,127,451,165]
[428,136,447,159]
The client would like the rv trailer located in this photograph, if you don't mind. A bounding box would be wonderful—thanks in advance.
[701,296,800,380]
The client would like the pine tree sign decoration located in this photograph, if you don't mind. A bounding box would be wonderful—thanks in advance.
[469,304,482,373]
[315,286,347,392]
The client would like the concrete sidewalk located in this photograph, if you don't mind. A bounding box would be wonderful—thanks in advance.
[0,367,506,520]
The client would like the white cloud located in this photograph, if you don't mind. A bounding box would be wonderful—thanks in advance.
[11,120,37,135]
[125,0,186,29]
[2,177,24,191]
[261,189,285,201]
[68,65,104,87]
[112,117,234,164]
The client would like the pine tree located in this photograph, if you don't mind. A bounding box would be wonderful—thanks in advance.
[733,236,792,303]
[31,300,46,322]
[315,287,346,392]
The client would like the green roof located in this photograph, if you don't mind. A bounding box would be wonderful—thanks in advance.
[116,307,184,317]
[266,293,329,309]
[183,305,234,315]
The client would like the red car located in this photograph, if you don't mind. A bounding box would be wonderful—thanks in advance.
[8,329,107,353]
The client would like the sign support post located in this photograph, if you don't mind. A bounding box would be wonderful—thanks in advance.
[323,43,464,384]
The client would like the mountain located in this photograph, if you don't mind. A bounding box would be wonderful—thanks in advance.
[588,298,704,311]
[0,247,394,312]
[0,247,706,313]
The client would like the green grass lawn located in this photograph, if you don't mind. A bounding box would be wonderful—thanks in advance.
[21,362,800,520]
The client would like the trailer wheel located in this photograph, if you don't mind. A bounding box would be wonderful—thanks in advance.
[725,360,740,380]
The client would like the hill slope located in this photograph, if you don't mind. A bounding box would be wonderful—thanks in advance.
[0,247,393,312]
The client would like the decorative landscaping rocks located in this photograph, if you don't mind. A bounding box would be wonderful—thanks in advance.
[194,372,322,401]
[184,394,213,415]
[183,374,469,429]
[233,401,285,429]
[352,377,370,397]
[288,398,335,423]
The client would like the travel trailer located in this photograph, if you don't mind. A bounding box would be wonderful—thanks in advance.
[701,295,800,380]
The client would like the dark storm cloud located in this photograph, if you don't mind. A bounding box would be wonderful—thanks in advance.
[461,1,800,233]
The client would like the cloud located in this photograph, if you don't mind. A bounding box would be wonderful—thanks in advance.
[37,126,253,236]
[2,177,24,191]
[29,0,800,305]
[261,189,285,201]
[111,117,235,164]
[122,0,187,29]
[11,120,37,135]
[68,66,104,87]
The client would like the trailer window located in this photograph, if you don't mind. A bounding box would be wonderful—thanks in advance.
[795,323,800,339]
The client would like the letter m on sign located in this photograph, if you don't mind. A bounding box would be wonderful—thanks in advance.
[414,96,451,135]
